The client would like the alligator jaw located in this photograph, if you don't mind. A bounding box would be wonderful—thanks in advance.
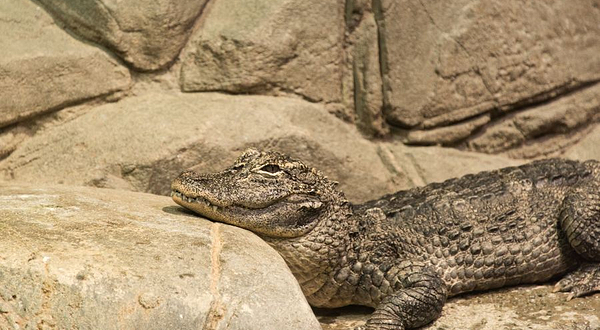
[171,189,226,221]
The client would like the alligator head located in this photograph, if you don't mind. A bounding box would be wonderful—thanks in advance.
[171,149,348,238]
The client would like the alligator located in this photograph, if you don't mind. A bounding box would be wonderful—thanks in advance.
[171,149,600,330]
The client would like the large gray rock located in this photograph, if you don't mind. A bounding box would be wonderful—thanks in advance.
[180,0,344,105]
[0,0,131,129]
[0,183,320,330]
[36,0,208,71]
[379,0,600,136]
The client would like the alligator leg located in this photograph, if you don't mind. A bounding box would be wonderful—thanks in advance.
[360,264,447,330]
[554,263,600,300]
[555,181,600,299]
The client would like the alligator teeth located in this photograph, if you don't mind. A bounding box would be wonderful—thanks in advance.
[212,205,218,212]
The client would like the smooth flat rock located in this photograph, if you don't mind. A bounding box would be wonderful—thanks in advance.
[379,0,600,132]
[565,125,600,162]
[379,144,524,188]
[37,0,208,71]
[0,0,131,129]
[0,183,320,330]
[180,0,344,104]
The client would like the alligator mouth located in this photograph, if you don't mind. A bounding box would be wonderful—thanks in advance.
[171,189,224,213]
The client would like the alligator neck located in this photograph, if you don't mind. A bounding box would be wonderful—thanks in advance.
[262,202,356,307]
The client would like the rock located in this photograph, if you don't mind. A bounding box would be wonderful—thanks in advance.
[379,0,600,131]
[318,285,600,329]
[345,0,388,136]
[0,0,131,129]
[0,92,399,203]
[377,144,524,188]
[0,90,536,204]
[36,0,208,71]
[565,125,600,162]
[405,114,490,145]
[180,0,344,104]
[0,183,320,330]
[468,82,600,158]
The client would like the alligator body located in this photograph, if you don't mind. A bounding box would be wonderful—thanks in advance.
[171,149,600,330]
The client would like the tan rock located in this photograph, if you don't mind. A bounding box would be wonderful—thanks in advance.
[468,83,600,157]
[380,0,600,130]
[0,92,400,203]
[565,125,600,162]
[0,0,131,129]
[345,1,388,136]
[0,183,320,330]
[180,0,345,104]
[36,0,208,71]
[405,114,490,145]
[319,285,600,330]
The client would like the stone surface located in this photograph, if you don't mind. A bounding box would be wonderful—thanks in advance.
[0,91,535,205]
[0,183,320,330]
[180,0,344,104]
[0,92,397,204]
[318,284,600,330]
[0,0,131,129]
[468,83,600,157]
[565,125,600,162]
[37,0,208,71]
[379,144,524,188]
[379,0,600,132]
[344,0,388,136]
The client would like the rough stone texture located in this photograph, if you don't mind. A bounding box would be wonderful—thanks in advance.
[468,82,600,158]
[379,0,600,136]
[36,0,208,71]
[405,113,490,145]
[0,0,131,129]
[0,92,537,205]
[180,0,344,105]
[0,183,320,330]
[344,0,388,136]
[0,92,396,203]
[318,284,600,330]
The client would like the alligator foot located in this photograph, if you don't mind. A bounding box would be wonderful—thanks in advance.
[554,263,600,300]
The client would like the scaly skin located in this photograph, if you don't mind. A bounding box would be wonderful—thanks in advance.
[171,149,600,330]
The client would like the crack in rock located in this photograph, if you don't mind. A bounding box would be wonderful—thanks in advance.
[203,223,226,330]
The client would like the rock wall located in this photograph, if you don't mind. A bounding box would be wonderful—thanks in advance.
[1,0,599,165]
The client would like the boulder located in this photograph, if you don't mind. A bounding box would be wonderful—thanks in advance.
[180,0,344,105]
[0,183,320,330]
[0,92,398,203]
[0,0,131,129]
[378,0,600,136]
[1,91,536,205]
[36,0,208,71]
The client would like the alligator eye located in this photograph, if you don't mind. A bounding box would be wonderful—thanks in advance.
[259,164,282,174]
[232,164,245,171]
